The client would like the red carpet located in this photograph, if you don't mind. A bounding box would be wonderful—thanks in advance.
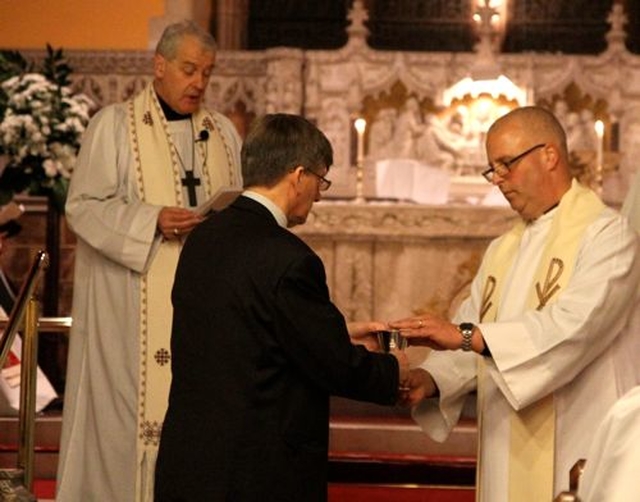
[33,479,56,499]
[329,484,475,501]
[33,481,475,501]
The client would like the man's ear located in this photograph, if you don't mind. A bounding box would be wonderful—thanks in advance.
[544,144,560,171]
[153,54,166,79]
[291,165,305,184]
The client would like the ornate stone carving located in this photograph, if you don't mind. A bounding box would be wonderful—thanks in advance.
[293,202,516,321]
[265,50,304,114]
[15,2,637,202]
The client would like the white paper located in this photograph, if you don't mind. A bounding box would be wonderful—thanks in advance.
[0,336,58,416]
[374,158,450,204]
[195,187,243,216]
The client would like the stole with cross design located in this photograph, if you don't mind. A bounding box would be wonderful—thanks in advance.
[476,179,604,502]
[128,83,240,502]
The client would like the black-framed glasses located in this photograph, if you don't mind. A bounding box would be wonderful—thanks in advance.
[482,143,546,182]
[304,168,332,191]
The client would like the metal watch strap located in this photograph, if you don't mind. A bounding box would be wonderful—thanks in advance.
[458,322,474,351]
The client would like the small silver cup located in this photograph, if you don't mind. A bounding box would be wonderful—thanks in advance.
[376,329,407,353]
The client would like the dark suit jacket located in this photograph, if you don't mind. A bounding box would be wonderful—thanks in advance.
[155,196,399,502]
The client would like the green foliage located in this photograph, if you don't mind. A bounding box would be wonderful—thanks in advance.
[0,49,29,119]
[42,44,73,88]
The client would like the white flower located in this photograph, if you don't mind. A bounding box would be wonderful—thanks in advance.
[0,67,95,196]
[43,158,59,178]
[49,142,76,178]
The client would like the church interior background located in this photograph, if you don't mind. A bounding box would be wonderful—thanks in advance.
[1,0,640,497]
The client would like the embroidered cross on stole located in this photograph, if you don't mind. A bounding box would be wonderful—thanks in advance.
[477,180,604,502]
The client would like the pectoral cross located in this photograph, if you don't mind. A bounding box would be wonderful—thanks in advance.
[181,170,201,206]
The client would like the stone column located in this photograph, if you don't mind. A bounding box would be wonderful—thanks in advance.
[148,0,214,50]
[215,0,249,49]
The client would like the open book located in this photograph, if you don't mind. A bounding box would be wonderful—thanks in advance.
[195,186,243,216]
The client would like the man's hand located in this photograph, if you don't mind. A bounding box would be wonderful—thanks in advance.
[389,314,462,351]
[397,368,438,407]
[347,321,387,351]
[157,207,204,241]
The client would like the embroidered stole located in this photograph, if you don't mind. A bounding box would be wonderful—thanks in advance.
[128,83,240,501]
[477,180,604,502]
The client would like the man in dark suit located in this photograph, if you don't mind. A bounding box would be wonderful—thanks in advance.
[155,113,407,501]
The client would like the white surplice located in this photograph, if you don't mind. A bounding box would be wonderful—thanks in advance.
[56,101,242,501]
[622,171,640,232]
[577,385,640,502]
[413,205,640,502]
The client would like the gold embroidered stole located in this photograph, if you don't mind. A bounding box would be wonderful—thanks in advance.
[128,83,239,501]
[478,180,604,502]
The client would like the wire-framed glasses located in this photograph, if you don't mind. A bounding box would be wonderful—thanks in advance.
[482,143,546,182]
[304,168,332,191]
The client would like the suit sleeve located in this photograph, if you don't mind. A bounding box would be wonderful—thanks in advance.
[273,252,399,406]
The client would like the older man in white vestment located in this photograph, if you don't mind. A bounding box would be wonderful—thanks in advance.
[392,106,640,502]
[56,21,242,502]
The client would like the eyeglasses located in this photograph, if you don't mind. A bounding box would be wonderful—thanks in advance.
[482,143,546,183]
[304,168,332,191]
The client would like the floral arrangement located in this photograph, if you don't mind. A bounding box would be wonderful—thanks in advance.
[0,45,94,211]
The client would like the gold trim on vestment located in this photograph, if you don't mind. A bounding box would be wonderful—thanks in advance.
[128,83,239,501]
[477,180,604,502]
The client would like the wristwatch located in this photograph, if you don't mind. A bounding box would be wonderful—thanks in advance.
[458,322,474,351]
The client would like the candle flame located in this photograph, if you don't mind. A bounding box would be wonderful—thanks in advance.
[354,118,367,133]
[595,120,604,137]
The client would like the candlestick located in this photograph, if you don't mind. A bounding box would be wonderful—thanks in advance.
[355,118,366,165]
[595,120,604,168]
[594,120,604,196]
[353,118,367,203]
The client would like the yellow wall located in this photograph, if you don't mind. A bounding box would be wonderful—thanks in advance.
[0,0,165,50]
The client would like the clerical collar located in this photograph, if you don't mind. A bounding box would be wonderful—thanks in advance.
[157,94,191,121]
[526,202,560,225]
[544,202,559,215]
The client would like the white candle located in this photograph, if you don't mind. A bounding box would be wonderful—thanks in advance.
[595,120,604,169]
[354,118,367,165]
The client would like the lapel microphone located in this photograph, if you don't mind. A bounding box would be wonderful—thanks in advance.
[196,130,209,142]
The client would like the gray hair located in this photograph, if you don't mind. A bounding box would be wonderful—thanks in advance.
[242,114,333,188]
[155,20,217,60]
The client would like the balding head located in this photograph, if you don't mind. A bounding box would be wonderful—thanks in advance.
[488,106,570,163]
[485,106,573,221]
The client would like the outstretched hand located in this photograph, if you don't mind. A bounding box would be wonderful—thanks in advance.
[397,368,438,407]
[389,314,462,351]
[347,320,387,351]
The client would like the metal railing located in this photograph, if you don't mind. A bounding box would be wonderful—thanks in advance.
[0,249,64,500]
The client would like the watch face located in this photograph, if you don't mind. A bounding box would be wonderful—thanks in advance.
[459,323,474,351]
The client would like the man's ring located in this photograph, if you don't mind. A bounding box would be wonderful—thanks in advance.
[173,228,179,236]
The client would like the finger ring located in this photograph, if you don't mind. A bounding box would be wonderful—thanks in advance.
[173,228,179,236]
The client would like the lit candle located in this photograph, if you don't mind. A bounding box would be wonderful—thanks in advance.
[354,118,367,165]
[595,120,604,169]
